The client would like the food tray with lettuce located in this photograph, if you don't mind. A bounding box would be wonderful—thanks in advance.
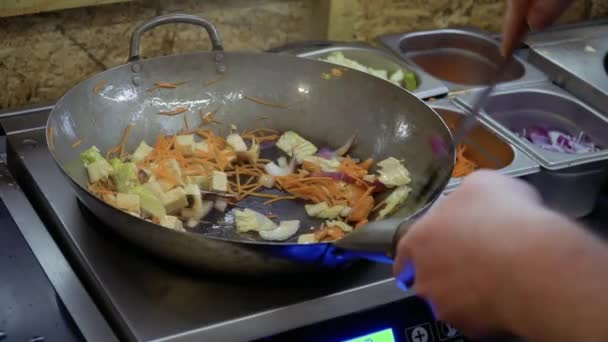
[297,45,448,99]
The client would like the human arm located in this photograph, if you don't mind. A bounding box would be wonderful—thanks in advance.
[393,171,608,341]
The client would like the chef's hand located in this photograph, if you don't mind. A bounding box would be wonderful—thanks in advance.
[502,0,574,55]
[393,171,608,340]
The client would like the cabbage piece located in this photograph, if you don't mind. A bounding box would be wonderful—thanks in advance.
[367,68,388,80]
[389,69,405,86]
[80,146,105,167]
[297,233,318,244]
[129,185,166,219]
[85,159,114,183]
[160,215,185,232]
[377,157,411,188]
[322,52,368,73]
[403,71,417,91]
[115,193,140,216]
[320,52,417,90]
[377,185,411,220]
[259,220,300,241]
[234,208,277,233]
[80,146,114,183]
[276,131,318,163]
[305,202,329,217]
[305,202,348,219]
[326,220,353,232]
[109,158,138,193]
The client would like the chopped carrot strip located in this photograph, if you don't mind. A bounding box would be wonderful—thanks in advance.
[94,80,108,93]
[205,75,225,86]
[243,95,288,109]
[47,127,54,151]
[147,80,190,92]
[159,107,188,116]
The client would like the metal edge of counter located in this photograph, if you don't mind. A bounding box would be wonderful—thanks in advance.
[0,112,118,341]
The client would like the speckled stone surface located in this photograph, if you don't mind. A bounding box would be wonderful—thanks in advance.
[349,0,589,42]
[0,0,604,109]
[0,0,314,109]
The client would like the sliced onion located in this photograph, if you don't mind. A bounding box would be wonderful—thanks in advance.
[260,141,276,150]
[264,159,295,177]
[371,180,386,193]
[265,162,288,177]
[214,199,228,212]
[520,126,599,154]
[334,132,358,156]
[317,132,357,159]
[429,134,448,156]
[317,148,334,159]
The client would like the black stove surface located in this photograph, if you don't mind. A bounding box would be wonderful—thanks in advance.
[3,106,606,342]
[6,126,403,341]
[0,197,82,342]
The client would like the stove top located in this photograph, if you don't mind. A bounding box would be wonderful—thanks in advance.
[2,106,411,341]
[5,104,603,342]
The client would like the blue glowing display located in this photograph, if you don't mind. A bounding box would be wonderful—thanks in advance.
[342,328,396,342]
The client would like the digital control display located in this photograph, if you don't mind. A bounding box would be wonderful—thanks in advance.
[256,296,473,342]
[342,328,396,342]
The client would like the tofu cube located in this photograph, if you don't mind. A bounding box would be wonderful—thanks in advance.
[132,141,154,162]
[162,187,188,214]
[167,159,183,181]
[211,171,228,193]
[175,134,195,156]
[186,175,210,190]
[157,179,176,192]
[144,180,166,199]
[183,184,202,209]
[226,133,247,152]
[160,215,185,232]
[86,159,113,183]
[194,141,209,153]
[115,193,140,216]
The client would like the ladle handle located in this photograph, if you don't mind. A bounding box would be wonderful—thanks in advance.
[128,14,223,62]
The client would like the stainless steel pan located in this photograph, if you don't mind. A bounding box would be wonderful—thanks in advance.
[46,14,454,275]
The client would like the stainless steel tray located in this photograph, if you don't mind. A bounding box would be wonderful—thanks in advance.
[527,31,608,112]
[454,82,608,170]
[379,29,547,92]
[296,45,448,99]
[428,98,539,190]
[454,82,608,218]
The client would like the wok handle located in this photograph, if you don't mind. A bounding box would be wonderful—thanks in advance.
[128,14,224,62]
[330,218,415,264]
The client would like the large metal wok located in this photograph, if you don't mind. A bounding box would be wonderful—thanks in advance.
[46,14,454,275]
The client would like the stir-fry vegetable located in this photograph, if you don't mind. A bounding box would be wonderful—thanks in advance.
[445,121,479,178]
[452,144,479,178]
[319,52,418,91]
[81,119,414,244]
